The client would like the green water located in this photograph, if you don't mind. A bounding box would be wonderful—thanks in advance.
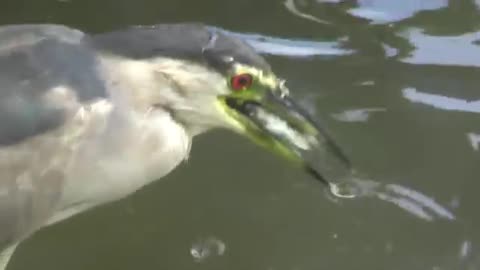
[3,0,480,269]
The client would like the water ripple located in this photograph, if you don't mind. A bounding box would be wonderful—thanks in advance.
[217,28,353,58]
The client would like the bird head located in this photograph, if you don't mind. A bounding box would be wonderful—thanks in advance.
[94,24,354,196]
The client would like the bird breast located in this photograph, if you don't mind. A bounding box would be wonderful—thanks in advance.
[52,99,192,223]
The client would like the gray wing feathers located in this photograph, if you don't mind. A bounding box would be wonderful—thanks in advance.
[0,25,106,250]
[0,24,107,145]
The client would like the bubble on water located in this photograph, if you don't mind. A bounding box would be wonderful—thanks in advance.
[385,241,394,254]
[190,237,226,262]
[449,196,461,209]
[357,80,376,86]
[467,133,480,151]
[328,182,356,199]
[459,240,472,260]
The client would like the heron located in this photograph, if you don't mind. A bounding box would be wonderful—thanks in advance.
[0,23,353,269]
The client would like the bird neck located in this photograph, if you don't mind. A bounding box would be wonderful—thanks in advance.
[96,54,225,138]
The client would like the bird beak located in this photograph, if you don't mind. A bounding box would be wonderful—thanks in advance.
[220,88,354,196]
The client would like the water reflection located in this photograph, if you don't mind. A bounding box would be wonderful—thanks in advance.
[402,88,480,113]
[335,176,456,221]
[348,0,448,24]
[218,28,352,58]
[401,29,480,67]
[331,107,386,122]
[284,0,331,25]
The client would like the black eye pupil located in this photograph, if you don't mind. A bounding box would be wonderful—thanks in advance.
[238,77,247,85]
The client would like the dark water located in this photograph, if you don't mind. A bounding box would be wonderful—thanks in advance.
[3,0,480,269]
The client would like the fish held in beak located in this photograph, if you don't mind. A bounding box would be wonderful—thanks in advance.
[226,89,357,198]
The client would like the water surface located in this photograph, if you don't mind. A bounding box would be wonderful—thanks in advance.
[3,0,480,269]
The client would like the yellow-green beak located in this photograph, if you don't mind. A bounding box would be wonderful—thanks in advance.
[220,88,355,198]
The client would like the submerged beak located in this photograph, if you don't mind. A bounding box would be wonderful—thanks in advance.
[222,88,355,198]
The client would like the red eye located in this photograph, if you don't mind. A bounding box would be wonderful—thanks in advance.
[230,74,253,91]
